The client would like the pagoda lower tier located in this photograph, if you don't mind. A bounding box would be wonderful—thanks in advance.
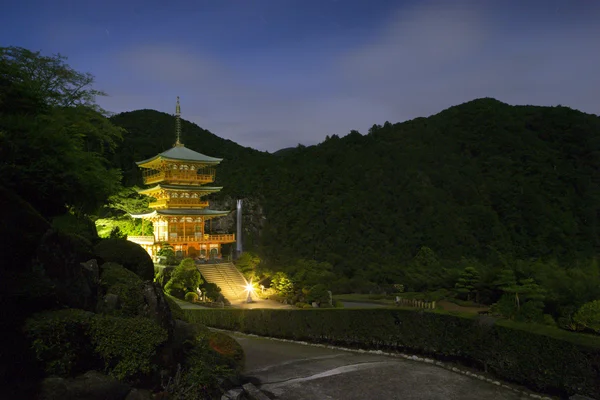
[129,208,235,261]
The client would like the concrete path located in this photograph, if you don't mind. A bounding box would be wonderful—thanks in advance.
[226,331,535,400]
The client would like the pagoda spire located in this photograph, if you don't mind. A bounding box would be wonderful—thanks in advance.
[174,96,183,147]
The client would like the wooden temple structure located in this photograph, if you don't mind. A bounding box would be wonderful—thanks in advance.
[128,97,235,260]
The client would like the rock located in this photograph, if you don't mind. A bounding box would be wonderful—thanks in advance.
[141,282,175,337]
[222,388,244,400]
[242,383,270,400]
[39,370,131,400]
[36,230,100,311]
[102,293,120,312]
[125,388,154,400]
[312,302,319,308]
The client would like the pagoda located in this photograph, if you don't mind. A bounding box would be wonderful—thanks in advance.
[128,97,235,261]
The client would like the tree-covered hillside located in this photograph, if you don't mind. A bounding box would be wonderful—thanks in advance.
[109,110,271,198]
[110,98,600,279]
[261,98,600,273]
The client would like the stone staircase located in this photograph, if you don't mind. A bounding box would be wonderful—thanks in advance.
[197,262,248,302]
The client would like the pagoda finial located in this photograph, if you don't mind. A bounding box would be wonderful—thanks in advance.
[174,96,183,147]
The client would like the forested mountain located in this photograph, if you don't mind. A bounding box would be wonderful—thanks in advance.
[111,98,600,271]
[109,110,271,198]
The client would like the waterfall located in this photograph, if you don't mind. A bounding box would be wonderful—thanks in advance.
[236,199,242,255]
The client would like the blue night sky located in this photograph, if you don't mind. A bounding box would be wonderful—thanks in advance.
[2,0,599,152]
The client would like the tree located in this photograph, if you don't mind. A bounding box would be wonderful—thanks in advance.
[455,266,480,302]
[235,252,261,280]
[0,46,123,217]
[0,46,106,110]
[165,258,203,299]
[573,300,600,333]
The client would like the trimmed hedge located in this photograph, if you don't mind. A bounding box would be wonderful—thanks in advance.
[184,308,600,398]
[94,238,154,280]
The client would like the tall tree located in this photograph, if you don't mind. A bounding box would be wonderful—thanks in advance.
[0,46,123,217]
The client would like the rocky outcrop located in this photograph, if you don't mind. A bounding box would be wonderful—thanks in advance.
[141,281,175,338]
[209,196,265,250]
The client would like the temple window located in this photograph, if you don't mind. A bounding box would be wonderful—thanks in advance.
[172,193,178,198]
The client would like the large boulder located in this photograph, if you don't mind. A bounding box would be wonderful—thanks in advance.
[36,230,100,311]
[98,263,174,337]
[94,239,154,281]
[0,185,50,269]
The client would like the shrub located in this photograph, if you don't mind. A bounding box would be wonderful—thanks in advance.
[201,282,222,302]
[165,259,203,299]
[99,263,144,317]
[185,292,199,302]
[184,308,600,399]
[94,238,154,280]
[24,309,98,377]
[205,331,245,372]
[306,284,330,305]
[295,302,308,308]
[155,266,175,289]
[90,315,168,381]
[574,300,600,333]
[52,212,99,244]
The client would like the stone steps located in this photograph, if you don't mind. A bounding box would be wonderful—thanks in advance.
[198,263,248,302]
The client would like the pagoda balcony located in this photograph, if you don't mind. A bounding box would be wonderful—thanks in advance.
[149,198,210,208]
[142,169,216,185]
[128,233,235,245]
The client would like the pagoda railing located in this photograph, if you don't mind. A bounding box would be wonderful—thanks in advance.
[128,235,155,245]
[142,169,215,185]
[169,234,236,244]
[149,198,210,209]
[128,234,235,244]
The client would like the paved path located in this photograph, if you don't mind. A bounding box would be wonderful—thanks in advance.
[226,331,534,400]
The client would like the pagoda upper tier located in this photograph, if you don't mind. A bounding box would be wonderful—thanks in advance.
[139,184,223,209]
[137,144,223,186]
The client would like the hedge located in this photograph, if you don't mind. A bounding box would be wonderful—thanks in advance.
[183,308,600,399]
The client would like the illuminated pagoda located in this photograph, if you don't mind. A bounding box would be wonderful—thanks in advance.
[128,97,235,260]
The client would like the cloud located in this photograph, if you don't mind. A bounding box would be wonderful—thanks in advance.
[96,1,600,152]
[334,0,600,120]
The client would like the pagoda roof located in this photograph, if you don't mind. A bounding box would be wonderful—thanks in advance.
[138,184,223,195]
[136,144,223,167]
[130,208,231,219]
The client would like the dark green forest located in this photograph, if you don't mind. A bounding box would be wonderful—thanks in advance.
[107,96,600,327]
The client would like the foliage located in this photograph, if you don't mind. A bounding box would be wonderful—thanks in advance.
[185,292,199,302]
[94,238,154,280]
[455,266,480,302]
[0,46,123,217]
[235,252,261,280]
[270,272,295,297]
[99,263,144,317]
[155,266,175,289]
[109,97,600,324]
[306,284,331,305]
[157,243,177,265]
[90,315,168,381]
[24,309,98,377]
[201,282,222,302]
[573,300,600,333]
[165,258,203,299]
[185,308,600,399]
[95,215,152,239]
[52,212,99,244]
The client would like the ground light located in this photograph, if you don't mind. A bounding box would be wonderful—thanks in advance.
[243,279,257,303]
